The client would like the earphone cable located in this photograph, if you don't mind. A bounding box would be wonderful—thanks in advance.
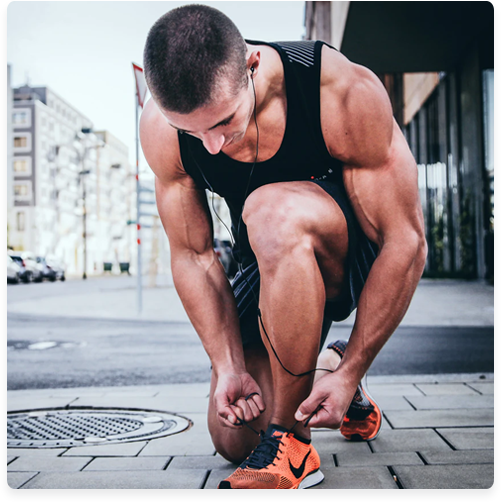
[188,71,334,386]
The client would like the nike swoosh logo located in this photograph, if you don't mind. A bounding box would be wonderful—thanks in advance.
[289,450,311,479]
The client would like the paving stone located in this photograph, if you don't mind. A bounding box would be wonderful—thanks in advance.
[84,456,171,471]
[21,469,208,489]
[436,427,494,450]
[8,456,92,472]
[405,394,493,410]
[374,395,415,411]
[318,452,336,467]
[168,455,231,470]
[415,383,477,396]
[467,382,494,395]
[141,432,216,456]
[385,408,494,428]
[46,389,106,398]
[140,413,214,456]
[70,395,209,414]
[336,451,423,467]
[420,449,494,465]
[155,383,211,398]
[367,383,423,397]
[204,466,238,489]
[8,396,78,412]
[393,464,494,489]
[7,448,68,457]
[63,441,147,457]
[7,472,39,489]
[370,429,452,453]
[8,456,16,465]
[315,466,398,489]
[311,431,372,455]
[381,415,392,430]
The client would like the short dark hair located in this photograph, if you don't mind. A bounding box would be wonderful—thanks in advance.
[143,4,248,114]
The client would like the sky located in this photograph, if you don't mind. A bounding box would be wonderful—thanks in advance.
[7,1,307,166]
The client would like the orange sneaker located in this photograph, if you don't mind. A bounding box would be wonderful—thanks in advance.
[218,424,324,489]
[328,340,382,441]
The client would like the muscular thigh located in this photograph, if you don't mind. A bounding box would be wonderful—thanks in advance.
[243,181,349,299]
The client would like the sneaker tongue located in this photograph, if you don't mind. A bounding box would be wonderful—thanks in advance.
[265,423,289,437]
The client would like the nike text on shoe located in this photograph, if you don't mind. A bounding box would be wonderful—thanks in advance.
[328,340,382,441]
[218,424,324,489]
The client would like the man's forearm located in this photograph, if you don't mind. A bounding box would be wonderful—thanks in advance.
[338,239,427,383]
[171,250,246,374]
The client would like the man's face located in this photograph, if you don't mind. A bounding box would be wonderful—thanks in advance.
[161,77,254,155]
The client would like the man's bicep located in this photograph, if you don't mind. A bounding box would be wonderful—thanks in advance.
[343,127,425,248]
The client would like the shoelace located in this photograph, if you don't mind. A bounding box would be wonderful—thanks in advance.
[241,430,285,469]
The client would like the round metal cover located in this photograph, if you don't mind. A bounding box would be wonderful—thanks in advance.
[7,408,191,448]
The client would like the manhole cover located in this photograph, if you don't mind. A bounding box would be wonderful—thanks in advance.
[7,408,191,448]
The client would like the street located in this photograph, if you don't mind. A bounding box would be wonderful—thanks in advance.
[7,277,494,390]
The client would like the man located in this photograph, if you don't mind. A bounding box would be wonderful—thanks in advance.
[140,4,427,490]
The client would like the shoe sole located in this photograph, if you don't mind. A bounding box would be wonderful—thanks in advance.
[218,469,324,489]
[341,374,382,442]
[298,469,324,489]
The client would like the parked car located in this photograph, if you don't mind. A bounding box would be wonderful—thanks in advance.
[9,254,30,283]
[9,252,44,283]
[7,255,21,284]
[37,256,65,281]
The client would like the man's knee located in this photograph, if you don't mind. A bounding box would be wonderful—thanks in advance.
[242,184,313,266]
[210,431,253,465]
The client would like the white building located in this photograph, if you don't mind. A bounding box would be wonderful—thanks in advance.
[91,130,137,273]
[7,66,14,242]
[9,84,135,277]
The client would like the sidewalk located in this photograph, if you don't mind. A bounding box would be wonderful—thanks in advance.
[7,278,495,489]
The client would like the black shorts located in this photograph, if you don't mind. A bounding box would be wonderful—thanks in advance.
[231,179,379,350]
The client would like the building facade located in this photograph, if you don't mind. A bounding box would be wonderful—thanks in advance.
[305,1,494,281]
[9,84,135,277]
[7,66,14,241]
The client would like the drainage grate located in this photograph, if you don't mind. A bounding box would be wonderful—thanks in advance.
[7,408,191,448]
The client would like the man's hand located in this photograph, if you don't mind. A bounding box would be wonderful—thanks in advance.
[213,372,266,429]
[294,371,358,429]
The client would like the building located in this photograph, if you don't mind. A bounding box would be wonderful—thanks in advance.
[93,130,136,271]
[7,65,14,244]
[9,84,135,277]
[305,1,494,281]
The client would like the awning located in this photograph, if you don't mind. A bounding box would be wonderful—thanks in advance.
[340,1,493,73]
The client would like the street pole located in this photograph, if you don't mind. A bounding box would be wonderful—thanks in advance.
[82,171,87,280]
[135,94,143,313]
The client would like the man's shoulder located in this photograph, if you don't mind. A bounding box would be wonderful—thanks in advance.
[140,99,176,141]
[319,48,393,164]
[319,46,364,97]
[139,99,183,179]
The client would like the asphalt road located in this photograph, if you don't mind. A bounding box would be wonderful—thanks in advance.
[7,312,494,390]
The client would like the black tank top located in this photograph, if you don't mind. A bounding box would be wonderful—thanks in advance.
[178,40,344,265]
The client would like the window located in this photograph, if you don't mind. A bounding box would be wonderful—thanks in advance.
[16,212,25,231]
[14,136,27,148]
[13,133,31,152]
[14,181,32,201]
[13,157,32,175]
[13,109,31,127]
[14,184,29,196]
